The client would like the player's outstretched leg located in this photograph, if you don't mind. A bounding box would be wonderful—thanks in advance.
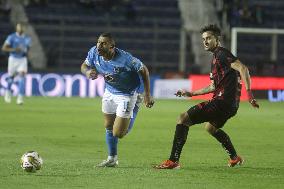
[98,104,138,168]
[4,76,13,103]
[97,129,118,167]
[98,97,140,167]
[154,124,189,169]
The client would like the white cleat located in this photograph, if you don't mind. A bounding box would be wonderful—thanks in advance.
[4,90,11,103]
[96,158,118,167]
[16,95,24,105]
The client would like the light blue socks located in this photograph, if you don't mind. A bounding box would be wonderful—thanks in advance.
[105,129,118,156]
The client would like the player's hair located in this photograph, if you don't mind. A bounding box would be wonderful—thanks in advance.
[200,24,221,38]
[99,32,115,47]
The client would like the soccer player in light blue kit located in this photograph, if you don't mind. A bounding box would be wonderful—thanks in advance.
[81,33,154,167]
[2,22,31,105]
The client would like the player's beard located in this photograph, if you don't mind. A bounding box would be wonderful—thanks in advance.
[98,48,114,60]
[97,48,107,56]
[97,48,102,55]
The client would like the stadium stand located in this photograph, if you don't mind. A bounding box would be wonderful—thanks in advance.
[0,9,13,70]
[2,0,283,76]
[226,0,284,76]
[24,0,182,74]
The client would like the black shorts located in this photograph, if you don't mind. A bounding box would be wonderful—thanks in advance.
[187,100,238,128]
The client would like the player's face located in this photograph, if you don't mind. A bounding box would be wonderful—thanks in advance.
[16,23,24,34]
[97,36,114,57]
[202,32,218,52]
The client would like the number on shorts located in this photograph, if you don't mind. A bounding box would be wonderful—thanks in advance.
[123,101,130,113]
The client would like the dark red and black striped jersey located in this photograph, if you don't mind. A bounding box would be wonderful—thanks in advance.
[210,47,241,108]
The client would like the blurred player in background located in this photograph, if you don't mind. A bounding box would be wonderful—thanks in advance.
[155,24,259,169]
[2,22,31,105]
[81,33,154,167]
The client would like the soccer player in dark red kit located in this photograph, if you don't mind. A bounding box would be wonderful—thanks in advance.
[154,24,259,169]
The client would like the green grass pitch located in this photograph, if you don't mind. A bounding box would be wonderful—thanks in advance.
[0,97,283,189]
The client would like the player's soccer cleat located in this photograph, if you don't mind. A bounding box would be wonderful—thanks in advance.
[228,156,244,167]
[154,160,180,169]
[4,90,11,103]
[96,158,118,167]
[16,95,24,105]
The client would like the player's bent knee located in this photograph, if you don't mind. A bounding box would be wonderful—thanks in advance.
[113,132,125,139]
[104,124,113,130]
[177,112,189,125]
[205,123,217,135]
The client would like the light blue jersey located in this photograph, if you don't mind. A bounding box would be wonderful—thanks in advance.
[86,46,143,95]
[4,32,31,58]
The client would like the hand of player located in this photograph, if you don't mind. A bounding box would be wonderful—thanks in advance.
[14,47,22,53]
[144,94,154,108]
[86,69,98,80]
[247,90,259,108]
[175,90,193,97]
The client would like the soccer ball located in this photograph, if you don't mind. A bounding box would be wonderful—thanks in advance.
[20,151,43,172]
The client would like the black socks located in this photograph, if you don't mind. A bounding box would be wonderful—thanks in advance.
[169,124,189,162]
[212,129,237,159]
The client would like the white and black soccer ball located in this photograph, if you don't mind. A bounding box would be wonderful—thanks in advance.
[20,151,43,172]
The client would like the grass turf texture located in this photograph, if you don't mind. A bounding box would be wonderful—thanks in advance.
[0,97,283,189]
